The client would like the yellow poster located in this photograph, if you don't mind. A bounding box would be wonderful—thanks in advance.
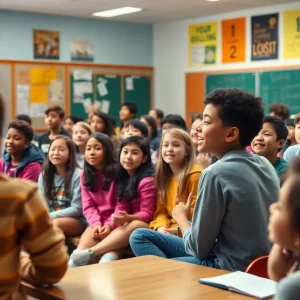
[30,86,48,104]
[30,68,57,85]
[284,9,300,59]
[188,22,218,67]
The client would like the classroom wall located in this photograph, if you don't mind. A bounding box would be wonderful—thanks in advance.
[153,1,300,117]
[0,10,153,66]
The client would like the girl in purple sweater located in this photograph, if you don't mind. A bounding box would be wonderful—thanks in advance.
[69,136,156,266]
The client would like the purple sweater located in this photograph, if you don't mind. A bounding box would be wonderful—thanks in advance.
[80,170,118,228]
[111,177,157,225]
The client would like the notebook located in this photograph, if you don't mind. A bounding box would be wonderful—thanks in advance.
[199,271,277,299]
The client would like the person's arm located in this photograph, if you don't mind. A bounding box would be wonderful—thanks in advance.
[274,271,300,300]
[133,178,156,223]
[20,187,68,285]
[184,172,201,219]
[106,197,130,228]
[182,171,226,259]
[50,172,82,219]
[19,163,42,182]
[80,173,102,227]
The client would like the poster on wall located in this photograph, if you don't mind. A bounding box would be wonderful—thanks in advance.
[71,39,94,61]
[283,9,300,59]
[188,22,217,67]
[251,13,279,61]
[222,17,246,63]
[33,30,60,60]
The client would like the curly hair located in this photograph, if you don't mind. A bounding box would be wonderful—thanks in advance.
[8,120,34,142]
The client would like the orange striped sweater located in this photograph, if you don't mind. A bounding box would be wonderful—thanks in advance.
[0,174,69,300]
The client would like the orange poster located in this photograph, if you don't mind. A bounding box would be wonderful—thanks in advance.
[222,17,246,63]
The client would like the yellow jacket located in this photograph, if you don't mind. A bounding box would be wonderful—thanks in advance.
[150,164,202,230]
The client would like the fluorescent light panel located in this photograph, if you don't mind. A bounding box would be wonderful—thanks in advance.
[93,7,142,18]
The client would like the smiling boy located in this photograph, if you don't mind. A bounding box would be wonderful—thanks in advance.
[251,116,288,180]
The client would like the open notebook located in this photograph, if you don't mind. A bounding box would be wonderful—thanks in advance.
[199,271,277,299]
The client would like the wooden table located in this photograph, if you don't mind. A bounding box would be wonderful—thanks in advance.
[22,256,253,300]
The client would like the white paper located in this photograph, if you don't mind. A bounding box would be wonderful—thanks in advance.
[49,80,63,102]
[73,82,93,95]
[81,98,92,113]
[191,45,205,65]
[97,82,108,97]
[17,84,29,93]
[73,69,92,81]
[105,75,116,78]
[97,77,107,84]
[101,100,110,114]
[17,99,29,115]
[125,77,134,91]
[30,104,47,117]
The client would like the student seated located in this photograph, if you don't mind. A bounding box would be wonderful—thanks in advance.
[124,119,149,139]
[130,88,279,271]
[117,102,138,136]
[0,120,44,181]
[63,115,83,135]
[269,103,290,121]
[38,135,85,237]
[0,95,68,299]
[140,115,161,151]
[15,114,40,146]
[161,114,187,133]
[38,105,70,155]
[268,161,300,300]
[149,108,164,136]
[251,116,288,181]
[284,114,300,163]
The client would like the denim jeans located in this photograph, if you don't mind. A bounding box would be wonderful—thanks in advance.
[129,228,220,269]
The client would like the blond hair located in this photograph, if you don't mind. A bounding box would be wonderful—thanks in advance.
[73,121,93,135]
[155,128,195,205]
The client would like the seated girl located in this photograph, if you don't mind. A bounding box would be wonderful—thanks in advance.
[72,121,93,168]
[140,115,161,151]
[38,135,85,236]
[129,128,202,261]
[69,136,156,266]
[0,120,44,181]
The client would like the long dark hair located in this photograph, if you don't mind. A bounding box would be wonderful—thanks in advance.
[116,136,154,201]
[43,135,78,200]
[141,115,158,138]
[84,132,116,191]
[93,112,115,137]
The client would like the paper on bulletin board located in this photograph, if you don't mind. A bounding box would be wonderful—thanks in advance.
[30,86,48,104]
[49,80,63,102]
[126,77,134,91]
[97,82,108,96]
[81,98,92,113]
[101,100,110,114]
[73,69,92,81]
[283,9,300,59]
[188,22,218,67]
[73,81,93,96]
[30,104,47,117]
[18,70,30,84]
[16,99,29,115]
[222,17,246,63]
[30,68,57,85]
[17,84,29,100]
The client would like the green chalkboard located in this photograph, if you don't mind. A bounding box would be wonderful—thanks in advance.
[206,73,256,95]
[95,74,121,125]
[123,76,151,118]
[70,74,95,120]
[260,70,300,115]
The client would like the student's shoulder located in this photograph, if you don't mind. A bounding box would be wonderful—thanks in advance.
[275,271,300,300]
[73,168,82,179]
[139,176,156,187]
[187,164,202,179]
[0,174,38,204]
[38,131,50,141]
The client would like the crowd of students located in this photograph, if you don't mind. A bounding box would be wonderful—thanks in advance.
[0,89,300,299]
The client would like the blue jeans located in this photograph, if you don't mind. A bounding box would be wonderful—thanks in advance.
[129,228,220,269]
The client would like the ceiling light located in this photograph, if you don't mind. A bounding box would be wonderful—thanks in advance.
[93,7,142,18]
[206,0,220,2]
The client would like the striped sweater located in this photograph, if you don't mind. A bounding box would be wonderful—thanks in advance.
[0,174,68,300]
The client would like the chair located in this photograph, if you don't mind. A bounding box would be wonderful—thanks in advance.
[245,255,269,278]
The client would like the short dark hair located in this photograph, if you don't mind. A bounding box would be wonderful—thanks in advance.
[8,120,34,142]
[263,115,288,141]
[126,119,148,138]
[192,113,203,123]
[45,105,65,119]
[15,114,32,125]
[285,118,295,127]
[205,88,264,147]
[141,115,158,138]
[121,102,138,116]
[161,114,187,131]
[153,108,164,120]
[269,103,290,121]
[65,115,83,124]
[92,112,115,137]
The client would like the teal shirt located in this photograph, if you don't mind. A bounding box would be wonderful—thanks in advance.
[273,157,288,178]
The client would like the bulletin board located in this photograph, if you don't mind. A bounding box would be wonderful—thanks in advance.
[0,60,153,131]
[14,63,66,129]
